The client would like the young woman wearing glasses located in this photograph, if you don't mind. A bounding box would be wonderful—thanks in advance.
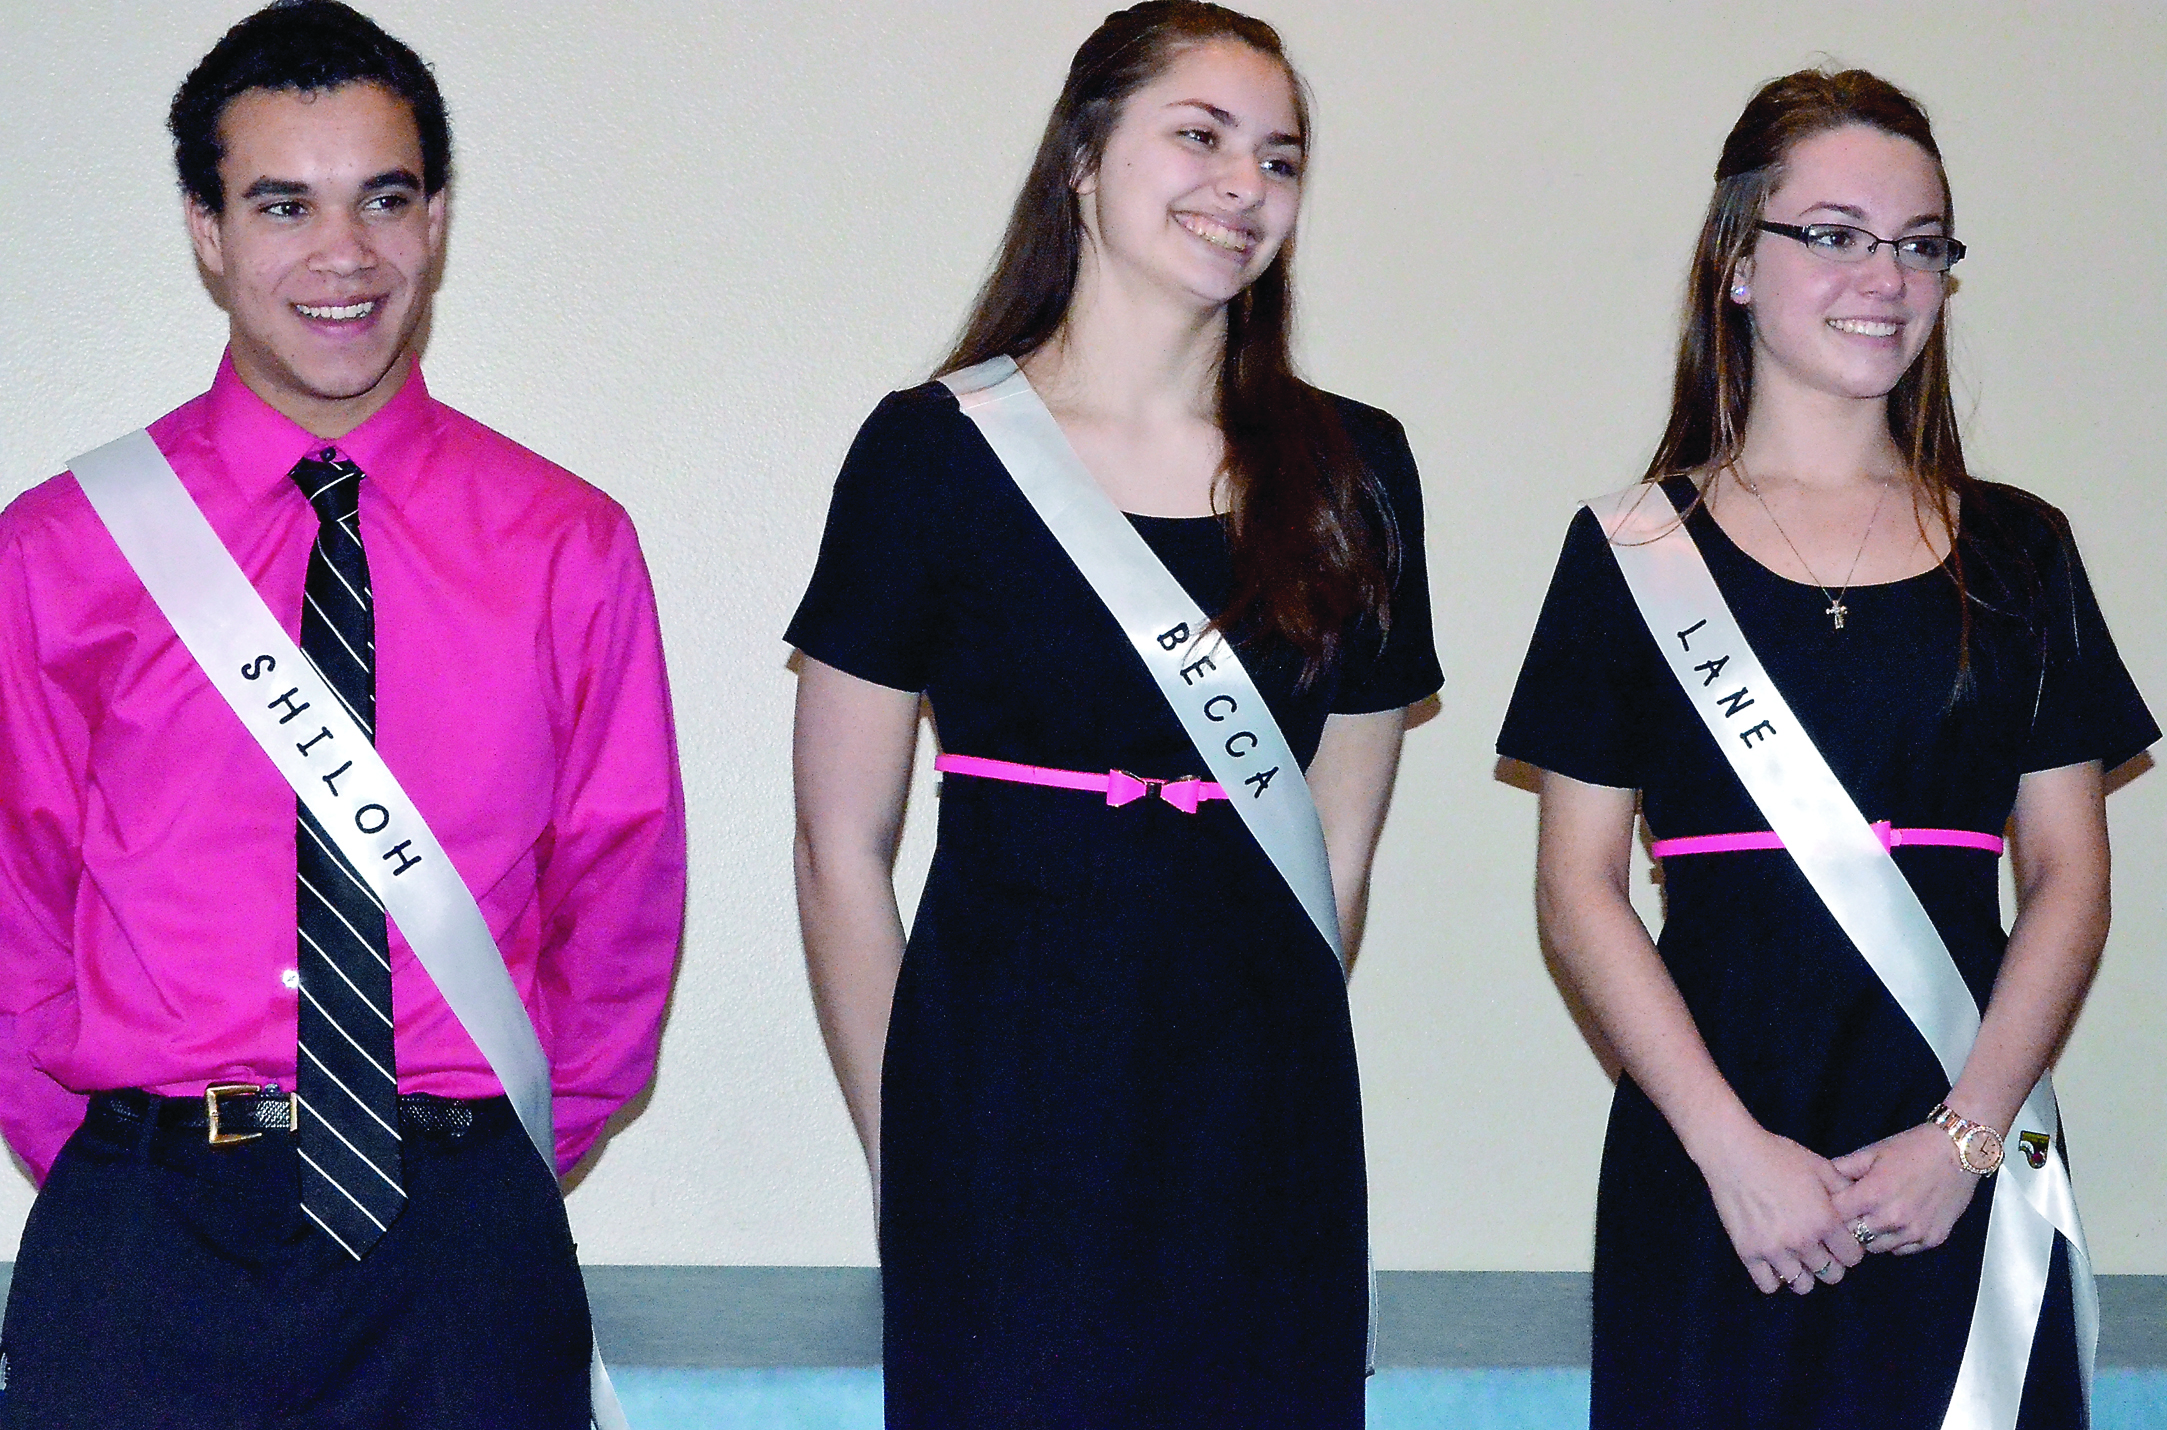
[787,3,1439,1423]
[1498,69,2155,1427]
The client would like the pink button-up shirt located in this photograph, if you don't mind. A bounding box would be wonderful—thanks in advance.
[0,357,686,1178]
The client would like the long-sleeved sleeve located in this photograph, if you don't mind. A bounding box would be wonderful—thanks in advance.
[0,506,93,1180]
[531,502,687,1173]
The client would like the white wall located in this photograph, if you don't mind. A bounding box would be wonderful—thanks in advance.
[2,1,2161,1272]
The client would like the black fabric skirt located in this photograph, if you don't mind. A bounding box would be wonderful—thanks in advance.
[878,778,1368,1428]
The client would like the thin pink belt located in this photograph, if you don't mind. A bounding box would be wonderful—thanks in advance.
[933,753,1229,814]
[1650,822,2004,859]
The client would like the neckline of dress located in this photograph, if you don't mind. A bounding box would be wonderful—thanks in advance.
[1667,475,1954,595]
[1124,510,1222,525]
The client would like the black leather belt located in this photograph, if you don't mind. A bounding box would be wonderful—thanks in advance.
[91,1086,486,1144]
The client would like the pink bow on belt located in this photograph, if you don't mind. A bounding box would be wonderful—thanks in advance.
[933,753,1230,814]
[1105,770,1218,813]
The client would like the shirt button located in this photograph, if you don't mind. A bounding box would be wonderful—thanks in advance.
[281,969,301,990]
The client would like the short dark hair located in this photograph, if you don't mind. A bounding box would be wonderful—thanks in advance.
[169,0,451,213]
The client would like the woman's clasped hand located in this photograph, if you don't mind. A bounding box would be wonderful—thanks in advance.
[1830,1121,1991,1258]
[1704,1120,1983,1293]
[1702,1127,1867,1295]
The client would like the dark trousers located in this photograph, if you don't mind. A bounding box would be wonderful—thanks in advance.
[0,1095,591,1429]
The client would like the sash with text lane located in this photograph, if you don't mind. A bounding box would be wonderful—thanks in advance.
[1590,481,2095,1430]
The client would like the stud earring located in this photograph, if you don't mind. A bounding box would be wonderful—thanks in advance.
[1730,284,1750,302]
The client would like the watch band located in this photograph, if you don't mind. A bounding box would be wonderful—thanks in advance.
[1929,1102,2004,1175]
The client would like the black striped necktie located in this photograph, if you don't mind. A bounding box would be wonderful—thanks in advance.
[289,449,405,1258]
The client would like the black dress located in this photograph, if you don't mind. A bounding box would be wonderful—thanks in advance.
[788,382,1441,1429]
[1497,479,2157,1430]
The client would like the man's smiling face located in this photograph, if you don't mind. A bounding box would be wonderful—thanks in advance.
[186,82,445,438]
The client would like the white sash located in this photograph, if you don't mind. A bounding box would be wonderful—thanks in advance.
[1590,482,2095,1430]
[70,428,631,1430]
[941,357,1372,1370]
[939,356,1346,969]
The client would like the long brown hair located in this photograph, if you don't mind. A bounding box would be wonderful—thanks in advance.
[941,0,1394,681]
[1645,67,1999,665]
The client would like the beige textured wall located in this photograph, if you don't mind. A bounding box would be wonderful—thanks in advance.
[2,2,2160,1272]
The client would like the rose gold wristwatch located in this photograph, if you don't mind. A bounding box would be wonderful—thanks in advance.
[1928,1103,2004,1176]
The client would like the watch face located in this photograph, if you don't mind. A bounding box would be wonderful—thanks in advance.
[1963,1126,2005,1174]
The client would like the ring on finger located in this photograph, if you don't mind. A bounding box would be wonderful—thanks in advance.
[1814,1260,1837,1281]
[1851,1220,1878,1248]
[1786,1268,1813,1290]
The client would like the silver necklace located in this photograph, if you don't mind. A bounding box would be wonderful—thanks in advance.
[1736,470,1891,630]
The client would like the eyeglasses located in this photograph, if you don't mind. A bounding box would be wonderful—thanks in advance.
[1757,221,1966,273]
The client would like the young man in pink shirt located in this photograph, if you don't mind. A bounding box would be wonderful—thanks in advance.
[0,4,686,1424]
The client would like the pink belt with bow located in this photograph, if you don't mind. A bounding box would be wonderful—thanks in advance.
[1649,821,2004,859]
[934,753,1229,814]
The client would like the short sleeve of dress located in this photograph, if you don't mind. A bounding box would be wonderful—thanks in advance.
[2019,516,2159,774]
[1495,506,1656,789]
[1331,405,1445,714]
[785,389,945,693]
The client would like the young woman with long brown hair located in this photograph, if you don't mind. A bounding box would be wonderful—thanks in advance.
[786,3,1439,1423]
[1499,70,2155,1427]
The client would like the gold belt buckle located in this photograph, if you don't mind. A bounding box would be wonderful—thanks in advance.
[204,1082,296,1146]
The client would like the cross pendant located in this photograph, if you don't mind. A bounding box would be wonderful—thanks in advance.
[1827,600,1848,630]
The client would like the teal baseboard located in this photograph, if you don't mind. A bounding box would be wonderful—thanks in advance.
[606,1368,2167,1430]
[579,1266,2167,1370]
[4,1370,2163,1429]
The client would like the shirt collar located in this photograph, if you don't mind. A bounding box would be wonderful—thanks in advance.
[205,351,437,509]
